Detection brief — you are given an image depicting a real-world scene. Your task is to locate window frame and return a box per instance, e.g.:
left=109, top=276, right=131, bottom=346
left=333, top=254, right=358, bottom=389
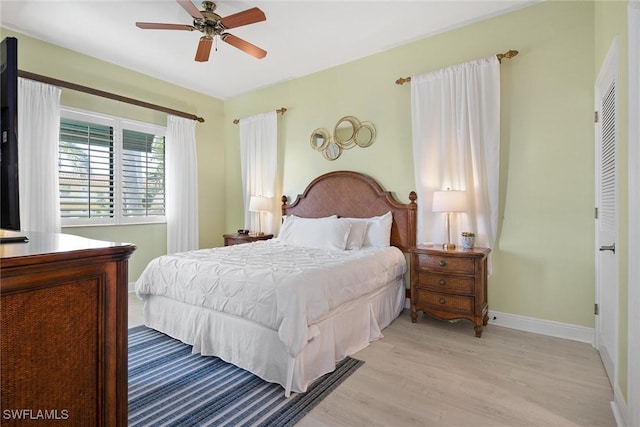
left=59, top=107, right=167, bottom=227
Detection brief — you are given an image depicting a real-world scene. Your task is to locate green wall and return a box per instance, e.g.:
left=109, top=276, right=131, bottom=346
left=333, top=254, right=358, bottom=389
left=0, top=28, right=227, bottom=282
left=225, top=1, right=597, bottom=328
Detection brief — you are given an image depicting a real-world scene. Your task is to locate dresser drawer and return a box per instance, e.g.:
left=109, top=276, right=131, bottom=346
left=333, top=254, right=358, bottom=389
left=416, top=289, right=474, bottom=314
left=415, top=272, right=474, bottom=294
left=415, top=253, right=475, bottom=274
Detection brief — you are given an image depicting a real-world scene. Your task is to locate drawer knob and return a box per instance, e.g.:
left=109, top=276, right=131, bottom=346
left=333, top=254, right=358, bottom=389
left=439, top=297, right=446, bottom=305
left=439, top=260, right=446, bottom=267
left=439, top=279, right=446, bottom=286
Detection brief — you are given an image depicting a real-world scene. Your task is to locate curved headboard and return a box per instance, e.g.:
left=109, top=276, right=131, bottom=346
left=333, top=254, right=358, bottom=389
left=281, top=171, right=417, bottom=252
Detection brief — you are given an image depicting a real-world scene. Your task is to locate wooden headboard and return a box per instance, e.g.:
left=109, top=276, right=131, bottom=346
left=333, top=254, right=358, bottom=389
left=281, top=171, right=417, bottom=252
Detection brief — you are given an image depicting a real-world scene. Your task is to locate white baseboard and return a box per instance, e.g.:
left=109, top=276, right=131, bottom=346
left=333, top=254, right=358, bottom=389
left=488, top=310, right=594, bottom=344
left=612, top=383, right=628, bottom=427
left=405, top=302, right=593, bottom=344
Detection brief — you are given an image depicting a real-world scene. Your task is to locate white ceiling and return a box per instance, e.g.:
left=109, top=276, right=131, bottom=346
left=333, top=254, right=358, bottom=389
left=0, top=0, right=534, bottom=100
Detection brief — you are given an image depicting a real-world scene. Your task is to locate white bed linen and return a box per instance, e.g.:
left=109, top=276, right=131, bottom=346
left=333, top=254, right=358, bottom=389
left=135, top=239, right=407, bottom=358
left=142, top=276, right=405, bottom=395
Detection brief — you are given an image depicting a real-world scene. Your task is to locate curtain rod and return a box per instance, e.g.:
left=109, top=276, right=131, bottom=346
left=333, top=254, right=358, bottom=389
left=18, top=70, right=205, bottom=123
left=394, top=49, right=519, bottom=85
left=233, top=108, right=287, bottom=124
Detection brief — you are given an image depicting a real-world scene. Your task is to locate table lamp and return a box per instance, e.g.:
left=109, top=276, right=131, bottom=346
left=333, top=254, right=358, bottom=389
left=249, top=196, right=271, bottom=236
left=432, top=189, right=467, bottom=250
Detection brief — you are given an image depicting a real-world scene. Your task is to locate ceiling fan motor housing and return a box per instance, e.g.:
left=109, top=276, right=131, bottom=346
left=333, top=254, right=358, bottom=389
left=194, top=2, right=224, bottom=37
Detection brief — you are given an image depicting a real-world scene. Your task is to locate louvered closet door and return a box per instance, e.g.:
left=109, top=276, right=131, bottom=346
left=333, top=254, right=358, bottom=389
left=595, top=39, right=619, bottom=387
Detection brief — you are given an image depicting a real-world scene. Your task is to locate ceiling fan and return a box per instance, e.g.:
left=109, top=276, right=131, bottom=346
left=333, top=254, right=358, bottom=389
left=136, top=0, right=266, bottom=62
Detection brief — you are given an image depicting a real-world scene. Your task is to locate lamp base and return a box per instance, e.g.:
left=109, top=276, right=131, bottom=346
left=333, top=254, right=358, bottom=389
left=443, top=243, right=457, bottom=250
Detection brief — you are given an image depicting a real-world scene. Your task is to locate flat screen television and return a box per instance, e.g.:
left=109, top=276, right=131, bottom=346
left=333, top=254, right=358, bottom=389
left=1, top=36, right=20, bottom=231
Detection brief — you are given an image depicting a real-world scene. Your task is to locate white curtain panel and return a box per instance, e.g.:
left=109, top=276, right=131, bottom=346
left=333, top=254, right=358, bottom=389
left=411, top=56, right=500, bottom=261
left=17, top=78, right=61, bottom=233
left=166, top=115, right=199, bottom=254
left=239, top=111, right=277, bottom=234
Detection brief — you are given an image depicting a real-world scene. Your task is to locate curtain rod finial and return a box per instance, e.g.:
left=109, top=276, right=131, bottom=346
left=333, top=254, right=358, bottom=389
left=497, top=49, right=519, bottom=62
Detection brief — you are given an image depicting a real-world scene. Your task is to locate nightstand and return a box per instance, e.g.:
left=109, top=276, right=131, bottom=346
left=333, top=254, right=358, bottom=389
left=409, top=246, right=491, bottom=337
left=223, top=233, right=273, bottom=246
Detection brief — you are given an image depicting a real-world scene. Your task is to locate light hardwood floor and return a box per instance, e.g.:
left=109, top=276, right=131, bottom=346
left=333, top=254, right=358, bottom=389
left=128, top=294, right=615, bottom=427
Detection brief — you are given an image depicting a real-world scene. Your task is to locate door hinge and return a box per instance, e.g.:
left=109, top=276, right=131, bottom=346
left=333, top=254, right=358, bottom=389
left=595, top=207, right=598, bottom=219
left=595, top=111, right=599, bottom=123
left=594, top=303, right=599, bottom=315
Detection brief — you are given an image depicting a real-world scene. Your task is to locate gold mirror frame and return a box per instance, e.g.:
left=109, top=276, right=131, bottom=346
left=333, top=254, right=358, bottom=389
left=355, top=121, right=376, bottom=148
left=323, top=141, right=342, bottom=161
left=310, top=116, right=375, bottom=161
left=310, top=128, right=330, bottom=151
left=333, top=116, right=360, bottom=150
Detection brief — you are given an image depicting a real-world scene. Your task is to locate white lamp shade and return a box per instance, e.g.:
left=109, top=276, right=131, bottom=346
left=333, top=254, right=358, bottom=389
left=432, top=190, right=467, bottom=212
left=249, top=195, right=271, bottom=212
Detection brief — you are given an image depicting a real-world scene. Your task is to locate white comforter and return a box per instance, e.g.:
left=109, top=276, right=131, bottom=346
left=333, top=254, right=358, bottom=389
left=135, top=239, right=406, bottom=357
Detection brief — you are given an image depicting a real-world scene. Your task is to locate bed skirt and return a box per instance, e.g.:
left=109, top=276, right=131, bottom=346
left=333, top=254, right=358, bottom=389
left=142, top=276, right=405, bottom=396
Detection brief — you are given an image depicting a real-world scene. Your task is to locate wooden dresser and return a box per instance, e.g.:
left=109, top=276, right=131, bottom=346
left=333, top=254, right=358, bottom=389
left=0, top=231, right=135, bottom=426
left=409, top=246, right=490, bottom=337
left=223, top=233, right=273, bottom=246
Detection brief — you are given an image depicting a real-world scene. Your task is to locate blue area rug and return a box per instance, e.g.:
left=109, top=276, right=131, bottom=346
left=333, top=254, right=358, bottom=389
left=128, top=325, right=364, bottom=427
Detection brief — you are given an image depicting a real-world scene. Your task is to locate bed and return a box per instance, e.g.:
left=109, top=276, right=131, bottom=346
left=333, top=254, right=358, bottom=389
left=135, top=170, right=417, bottom=396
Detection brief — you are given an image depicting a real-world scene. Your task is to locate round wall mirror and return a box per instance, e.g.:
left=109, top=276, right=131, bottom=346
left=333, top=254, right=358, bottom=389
left=355, top=122, right=376, bottom=148
left=323, top=141, right=342, bottom=161
left=333, top=116, right=360, bottom=149
left=310, top=128, right=330, bottom=151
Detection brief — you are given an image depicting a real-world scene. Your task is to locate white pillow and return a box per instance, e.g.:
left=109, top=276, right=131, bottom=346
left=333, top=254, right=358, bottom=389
left=279, top=215, right=335, bottom=241
left=339, top=218, right=368, bottom=250
left=342, top=211, right=393, bottom=247
left=278, top=216, right=350, bottom=250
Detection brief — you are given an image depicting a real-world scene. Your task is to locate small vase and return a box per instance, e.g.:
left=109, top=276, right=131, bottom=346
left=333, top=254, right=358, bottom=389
left=462, top=236, right=475, bottom=249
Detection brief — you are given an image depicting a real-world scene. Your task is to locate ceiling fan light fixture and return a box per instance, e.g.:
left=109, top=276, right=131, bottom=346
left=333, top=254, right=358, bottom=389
left=135, top=0, right=267, bottom=63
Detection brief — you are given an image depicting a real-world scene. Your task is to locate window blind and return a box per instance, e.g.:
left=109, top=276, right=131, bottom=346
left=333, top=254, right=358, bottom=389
left=59, top=119, right=114, bottom=219
left=59, top=114, right=166, bottom=223
left=122, top=129, right=165, bottom=217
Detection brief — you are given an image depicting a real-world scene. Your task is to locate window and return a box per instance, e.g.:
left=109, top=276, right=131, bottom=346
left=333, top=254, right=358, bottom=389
left=59, top=108, right=166, bottom=225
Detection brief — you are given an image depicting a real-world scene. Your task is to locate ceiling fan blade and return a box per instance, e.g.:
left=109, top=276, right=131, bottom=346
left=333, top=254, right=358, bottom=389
left=221, top=33, right=267, bottom=59
left=195, top=37, right=213, bottom=62
left=219, top=7, right=266, bottom=29
left=176, top=0, right=204, bottom=19
left=136, top=22, right=195, bottom=31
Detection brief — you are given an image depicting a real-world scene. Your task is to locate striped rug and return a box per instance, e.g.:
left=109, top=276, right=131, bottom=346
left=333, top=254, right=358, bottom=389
left=128, top=325, right=364, bottom=427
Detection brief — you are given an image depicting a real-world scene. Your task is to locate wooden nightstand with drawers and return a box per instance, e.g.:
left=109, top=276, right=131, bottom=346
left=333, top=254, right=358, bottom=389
left=223, top=233, right=273, bottom=246
left=409, top=246, right=491, bottom=337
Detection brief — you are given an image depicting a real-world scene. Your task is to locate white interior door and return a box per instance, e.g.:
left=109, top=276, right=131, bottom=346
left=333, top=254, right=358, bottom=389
left=594, top=38, right=619, bottom=386
left=627, top=2, right=640, bottom=425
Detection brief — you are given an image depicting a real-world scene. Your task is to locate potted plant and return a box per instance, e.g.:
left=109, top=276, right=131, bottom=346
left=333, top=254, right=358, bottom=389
left=461, top=232, right=475, bottom=249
